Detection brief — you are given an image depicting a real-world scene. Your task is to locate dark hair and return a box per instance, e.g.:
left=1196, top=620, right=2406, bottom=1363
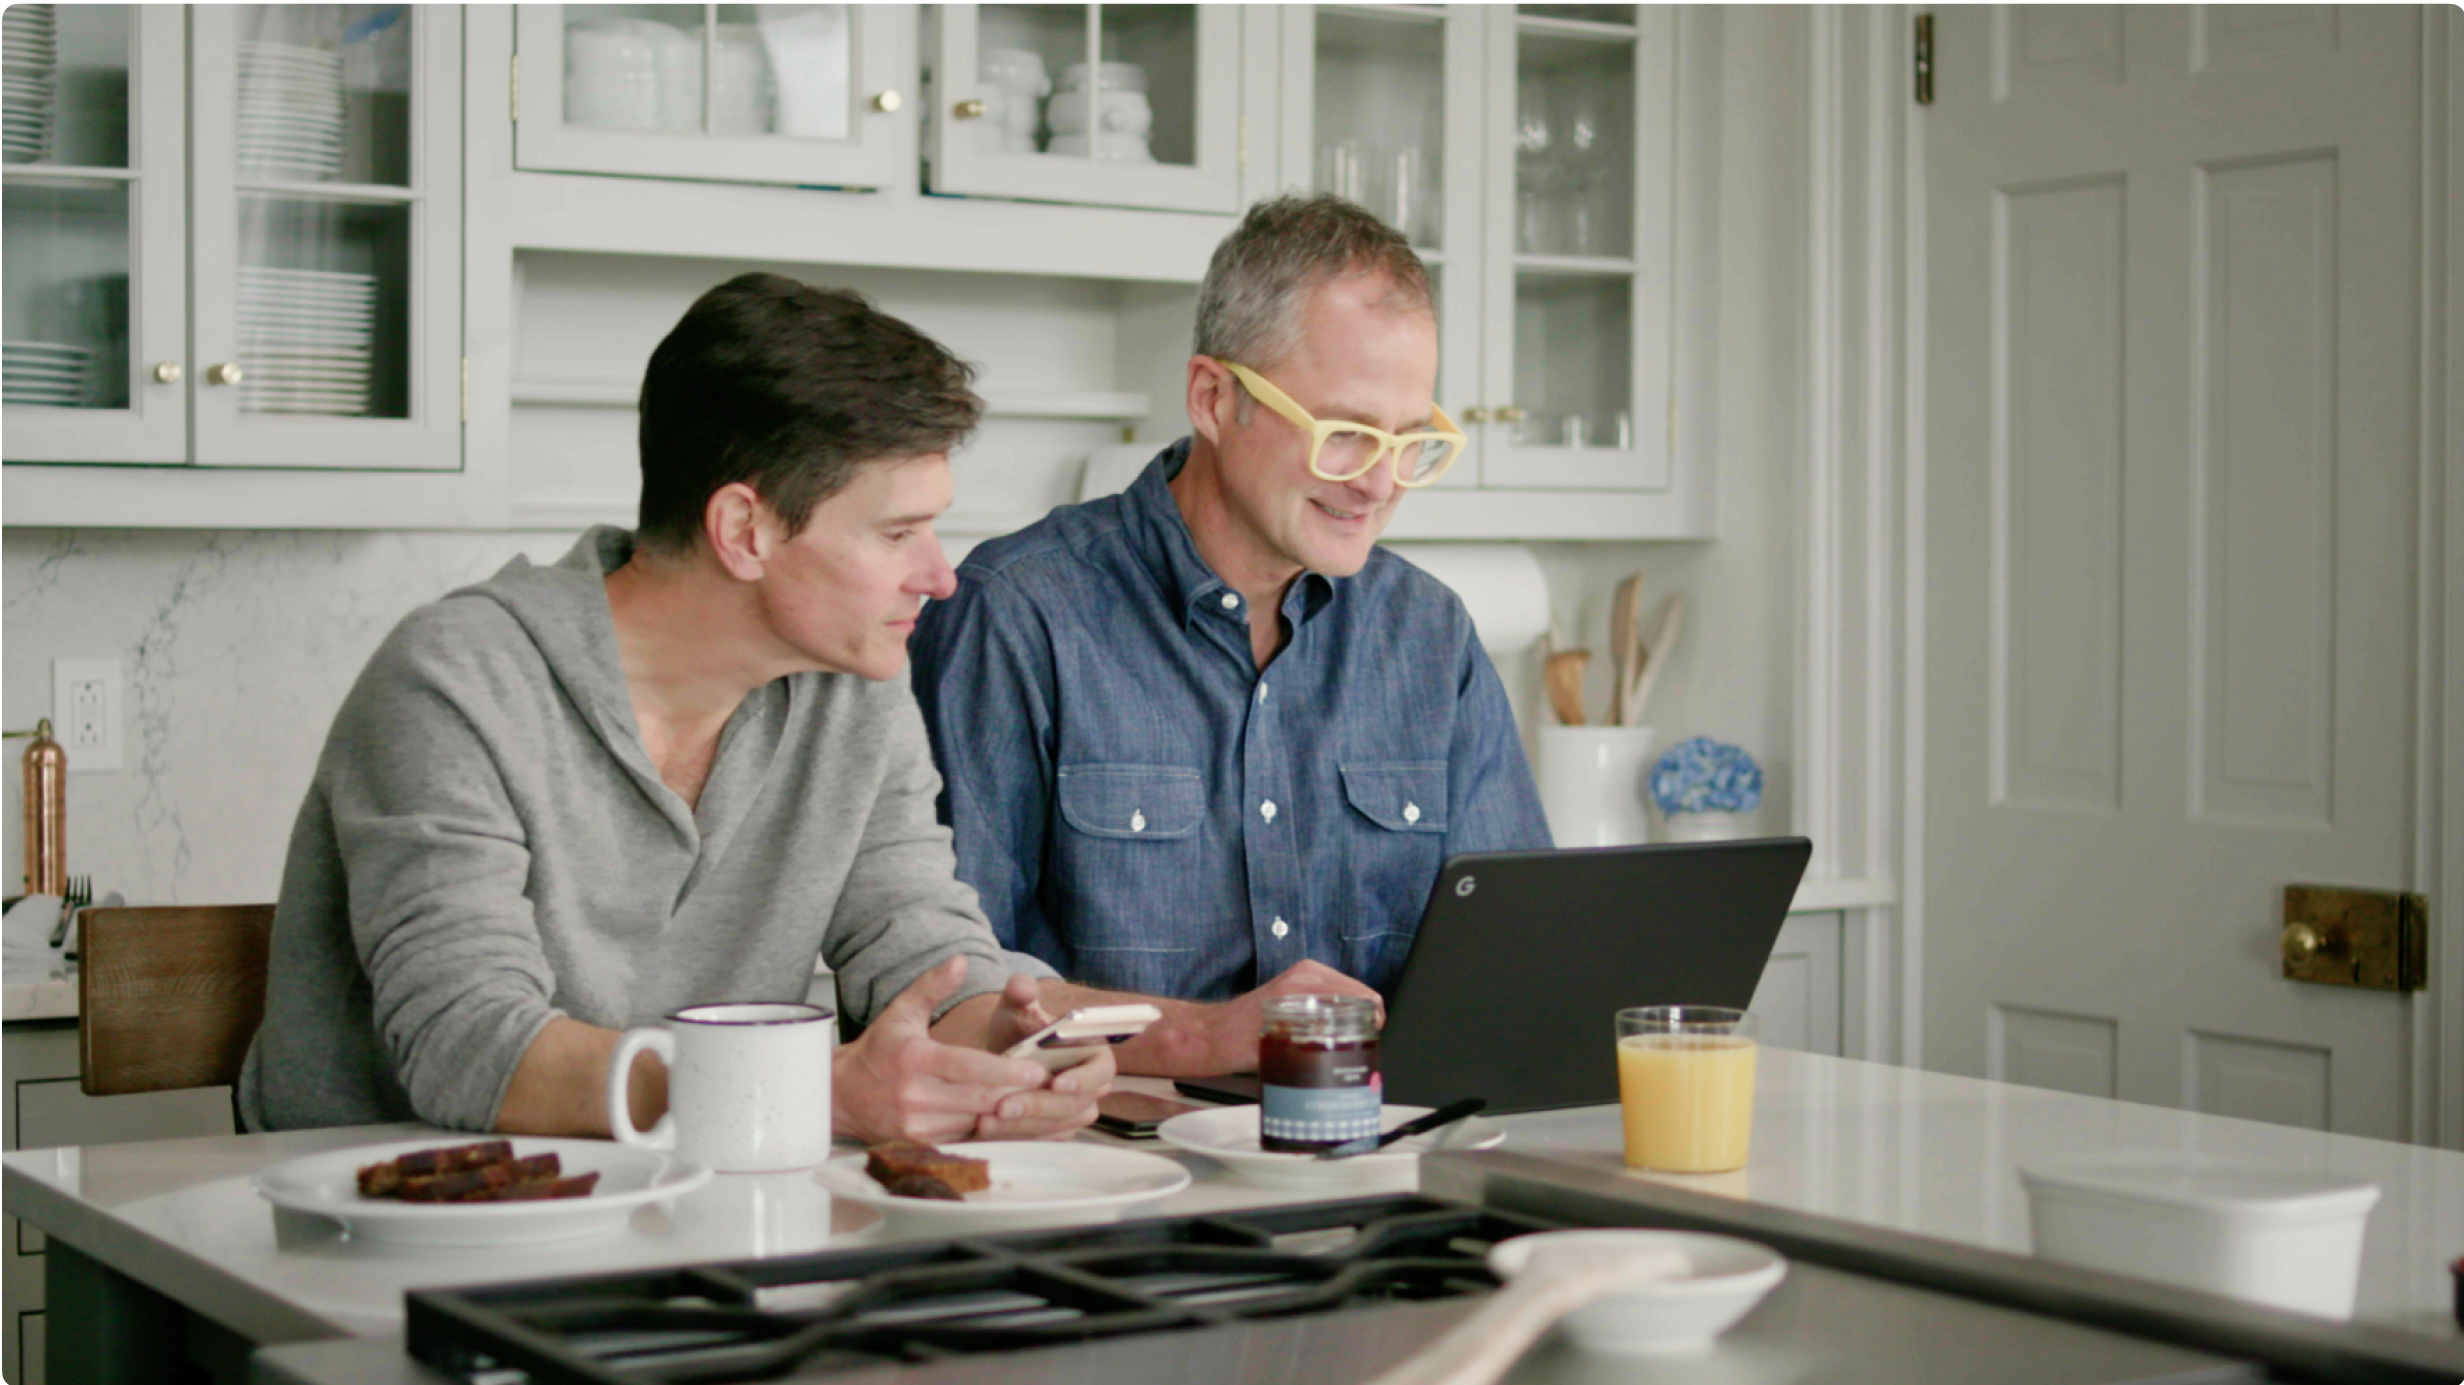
left=1194, top=194, right=1434, bottom=371
left=635, top=273, right=983, bottom=555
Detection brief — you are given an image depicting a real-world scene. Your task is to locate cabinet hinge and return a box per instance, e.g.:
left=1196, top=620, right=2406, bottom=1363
left=460, top=357, right=469, bottom=424
left=510, top=53, right=520, bottom=123
left=1913, top=14, right=1934, bottom=105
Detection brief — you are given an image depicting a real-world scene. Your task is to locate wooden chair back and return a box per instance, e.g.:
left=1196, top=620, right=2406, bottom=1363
left=77, top=904, right=276, bottom=1097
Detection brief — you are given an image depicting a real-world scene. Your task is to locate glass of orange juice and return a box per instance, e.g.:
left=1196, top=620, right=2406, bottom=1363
left=1615, top=1006, right=1758, bottom=1172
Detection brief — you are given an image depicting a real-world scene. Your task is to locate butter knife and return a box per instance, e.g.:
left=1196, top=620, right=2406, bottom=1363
left=1315, top=1098, right=1486, bottom=1160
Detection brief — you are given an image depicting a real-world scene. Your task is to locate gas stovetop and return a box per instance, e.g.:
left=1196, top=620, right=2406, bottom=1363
left=406, top=1195, right=1553, bottom=1385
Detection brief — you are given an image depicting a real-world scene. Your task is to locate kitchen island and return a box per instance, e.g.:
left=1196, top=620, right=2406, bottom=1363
left=6, top=1050, right=2459, bottom=1384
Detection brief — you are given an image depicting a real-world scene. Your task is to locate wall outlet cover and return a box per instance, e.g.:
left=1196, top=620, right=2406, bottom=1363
left=51, top=658, right=122, bottom=773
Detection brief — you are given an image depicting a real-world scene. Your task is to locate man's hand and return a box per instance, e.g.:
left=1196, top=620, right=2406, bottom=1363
left=1075, top=960, right=1383, bottom=1078
left=834, top=959, right=1107, bottom=1145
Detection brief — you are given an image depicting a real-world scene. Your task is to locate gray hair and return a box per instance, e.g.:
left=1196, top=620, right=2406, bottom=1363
left=1193, top=194, right=1435, bottom=372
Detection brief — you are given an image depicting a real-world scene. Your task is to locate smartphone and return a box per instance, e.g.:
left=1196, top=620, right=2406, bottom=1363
left=1172, top=1073, right=1265, bottom=1105
left=1093, top=1090, right=1201, bottom=1139
left=1003, top=1003, right=1162, bottom=1071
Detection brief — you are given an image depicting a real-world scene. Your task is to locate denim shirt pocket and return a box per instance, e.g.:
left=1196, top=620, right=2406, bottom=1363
left=1335, top=762, right=1449, bottom=987
left=1337, top=763, right=1450, bottom=834
left=1057, top=765, right=1203, bottom=840
left=1053, top=765, right=1205, bottom=994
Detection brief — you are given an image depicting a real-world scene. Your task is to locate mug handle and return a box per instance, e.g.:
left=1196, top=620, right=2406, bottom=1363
left=607, top=1026, right=676, bottom=1150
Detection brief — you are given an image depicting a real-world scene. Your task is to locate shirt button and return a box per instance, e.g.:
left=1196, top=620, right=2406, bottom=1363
left=1404, top=802, right=1421, bottom=824
left=1256, top=683, right=1268, bottom=704
left=1260, top=800, right=1278, bottom=823
left=1220, top=592, right=1239, bottom=610
left=1131, top=810, right=1146, bottom=833
left=1271, top=917, right=1289, bottom=940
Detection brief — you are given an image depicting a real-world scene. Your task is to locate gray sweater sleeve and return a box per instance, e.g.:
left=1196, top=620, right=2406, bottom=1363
left=819, top=687, right=1014, bottom=1027
left=323, top=605, right=563, bottom=1130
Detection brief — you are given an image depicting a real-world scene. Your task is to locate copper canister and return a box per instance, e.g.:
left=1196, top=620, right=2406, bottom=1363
left=21, top=717, right=65, bottom=897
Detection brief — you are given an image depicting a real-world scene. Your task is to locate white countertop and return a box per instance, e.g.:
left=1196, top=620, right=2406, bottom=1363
left=8, top=1050, right=2456, bottom=1354
left=1, top=961, right=76, bottom=1021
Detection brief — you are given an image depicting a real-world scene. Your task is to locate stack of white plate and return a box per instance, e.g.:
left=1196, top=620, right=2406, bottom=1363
left=3, top=5, right=58, bottom=165
left=236, top=266, right=374, bottom=416
left=237, top=41, right=343, bottom=182
left=5, top=340, right=96, bottom=408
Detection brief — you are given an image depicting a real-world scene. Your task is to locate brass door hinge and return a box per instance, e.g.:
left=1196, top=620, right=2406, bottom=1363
left=2281, top=885, right=2430, bottom=991
left=1913, top=14, right=1934, bottom=105
left=510, top=53, right=520, bottom=123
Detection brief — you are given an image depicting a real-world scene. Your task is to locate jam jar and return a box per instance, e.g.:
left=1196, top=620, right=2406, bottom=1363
left=1258, top=994, right=1382, bottom=1152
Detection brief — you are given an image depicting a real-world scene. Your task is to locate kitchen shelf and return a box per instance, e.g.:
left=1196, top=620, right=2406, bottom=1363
left=510, top=378, right=1148, bottom=422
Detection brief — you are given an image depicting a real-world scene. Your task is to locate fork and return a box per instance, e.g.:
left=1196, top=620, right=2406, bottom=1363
left=46, top=873, right=89, bottom=949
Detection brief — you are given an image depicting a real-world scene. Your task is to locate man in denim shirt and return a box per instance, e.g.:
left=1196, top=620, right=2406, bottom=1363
left=912, top=196, right=1551, bottom=1077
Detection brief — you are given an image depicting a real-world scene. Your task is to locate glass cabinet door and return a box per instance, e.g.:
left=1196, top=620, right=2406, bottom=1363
left=1476, top=4, right=1674, bottom=491
left=927, top=3, right=1241, bottom=214
left=188, top=5, right=462, bottom=469
left=515, top=4, right=908, bottom=189
left=2, top=5, right=185, bottom=464
left=1282, top=4, right=1482, bottom=491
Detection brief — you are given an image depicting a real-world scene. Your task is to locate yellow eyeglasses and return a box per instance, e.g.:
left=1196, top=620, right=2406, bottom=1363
left=1221, top=361, right=1465, bottom=488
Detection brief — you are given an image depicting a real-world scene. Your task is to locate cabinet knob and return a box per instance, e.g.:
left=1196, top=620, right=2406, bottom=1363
left=1461, top=406, right=1490, bottom=424
left=871, top=90, right=903, bottom=114
left=206, top=362, right=245, bottom=386
left=2282, top=921, right=2327, bottom=966
left=153, top=362, right=183, bottom=385
left=952, top=98, right=987, bottom=119
left=1495, top=405, right=1527, bottom=423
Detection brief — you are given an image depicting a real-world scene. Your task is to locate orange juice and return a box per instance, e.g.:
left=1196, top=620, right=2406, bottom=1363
left=1616, top=1033, right=1758, bottom=1171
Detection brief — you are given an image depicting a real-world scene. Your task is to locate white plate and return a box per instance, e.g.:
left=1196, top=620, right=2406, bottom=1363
left=815, top=1141, right=1190, bottom=1233
left=1155, top=1103, right=1506, bottom=1190
left=252, top=1136, right=710, bottom=1246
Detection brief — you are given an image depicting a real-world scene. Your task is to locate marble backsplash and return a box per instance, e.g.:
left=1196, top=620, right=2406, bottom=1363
left=4, top=528, right=590, bottom=905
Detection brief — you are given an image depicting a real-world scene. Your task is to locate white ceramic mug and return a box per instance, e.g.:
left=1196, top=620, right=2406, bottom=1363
left=608, top=1001, right=834, bottom=1173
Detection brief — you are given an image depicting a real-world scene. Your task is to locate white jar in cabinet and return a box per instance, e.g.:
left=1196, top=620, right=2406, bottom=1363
left=2, top=4, right=465, bottom=475
left=513, top=4, right=911, bottom=189
left=926, top=3, right=1245, bottom=214
left=1279, top=6, right=1686, bottom=517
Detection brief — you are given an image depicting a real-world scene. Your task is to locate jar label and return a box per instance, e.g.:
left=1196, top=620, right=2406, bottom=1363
left=1261, top=1075, right=1382, bottom=1145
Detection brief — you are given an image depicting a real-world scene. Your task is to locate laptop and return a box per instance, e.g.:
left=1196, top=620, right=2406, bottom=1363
left=1179, top=838, right=1813, bottom=1115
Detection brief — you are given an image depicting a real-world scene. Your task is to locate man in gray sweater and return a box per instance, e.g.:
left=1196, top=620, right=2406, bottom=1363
left=239, top=274, right=1104, bottom=1143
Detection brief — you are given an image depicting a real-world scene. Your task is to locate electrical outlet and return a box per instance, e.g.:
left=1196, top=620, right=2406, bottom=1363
left=51, top=658, right=122, bottom=773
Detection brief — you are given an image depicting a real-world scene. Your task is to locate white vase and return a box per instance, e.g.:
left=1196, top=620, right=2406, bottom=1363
left=1661, top=810, right=1751, bottom=843
left=1538, top=726, right=1657, bottom=848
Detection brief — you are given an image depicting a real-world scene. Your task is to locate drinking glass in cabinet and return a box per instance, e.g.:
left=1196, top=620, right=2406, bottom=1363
left=1311, top=7, right=1447, bottom=249
left=234, top=5, right=413, bottom=188
left=234, top=196, right=409, bottom=420
left=1515, top=30, right=1634, bottom=258
left=1514, top=272, right=1633, bottom=451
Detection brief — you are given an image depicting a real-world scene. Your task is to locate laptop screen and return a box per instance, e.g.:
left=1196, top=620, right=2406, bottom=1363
left=1377, top=838, right=1813, bottom=1113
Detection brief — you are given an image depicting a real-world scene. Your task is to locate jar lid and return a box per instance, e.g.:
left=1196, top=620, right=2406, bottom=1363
left=1261, top=993, right=1379, bottom=1035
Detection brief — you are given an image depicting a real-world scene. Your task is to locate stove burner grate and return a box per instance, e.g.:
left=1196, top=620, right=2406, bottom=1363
left=406, top=1195, right=1555, bottom=1385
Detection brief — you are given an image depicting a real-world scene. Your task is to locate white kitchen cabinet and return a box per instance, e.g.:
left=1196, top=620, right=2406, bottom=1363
left=1281, top=5, right=1707, bottom=538
left=2, top=1020, right=236, bottom=1385
left=513, top=4, right=911, bottom=190
left=1752, top=911, right=1844, bottom=1057
left=3, top=5, right=471, bottom=513
left=924, top=4, right=1246, bottom=215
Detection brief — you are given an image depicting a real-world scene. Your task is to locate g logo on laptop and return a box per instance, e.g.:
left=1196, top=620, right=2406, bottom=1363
left=1454, top=875, right=1476, bottom=897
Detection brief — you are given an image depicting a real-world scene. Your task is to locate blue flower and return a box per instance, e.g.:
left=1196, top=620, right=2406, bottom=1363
left=1650, top=737, right=1763, bottom=815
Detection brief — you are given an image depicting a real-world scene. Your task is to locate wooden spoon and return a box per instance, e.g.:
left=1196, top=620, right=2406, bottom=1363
left=1543, top=648, right=1591, bottom=726
left=1625, top=593, right=1685, bottom=728
left=1355, top=1245, right=1692, bottom=1385
left=1607, top=573, right=1642, bottom=726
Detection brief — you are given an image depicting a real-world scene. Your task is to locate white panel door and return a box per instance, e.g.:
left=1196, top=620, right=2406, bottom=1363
left=1925, top=6, right=2422, bottom=1136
